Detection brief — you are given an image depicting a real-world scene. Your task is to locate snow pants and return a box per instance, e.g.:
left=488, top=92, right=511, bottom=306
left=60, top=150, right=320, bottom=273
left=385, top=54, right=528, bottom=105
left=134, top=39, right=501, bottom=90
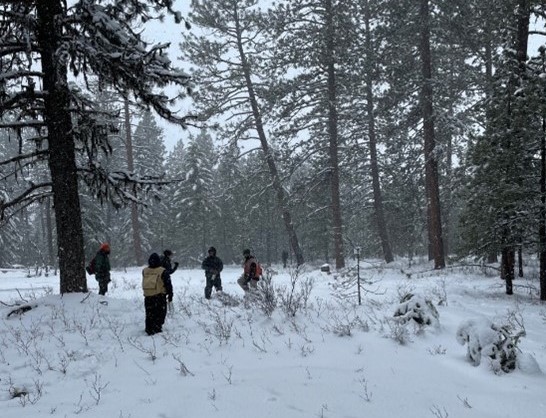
left=204, top=274, right=223, bottom=299
left=237, top=275, right=258, bottom=292
left=96, top=275, right=111, bottom=296
left=144, top=293, right=167, bottom=335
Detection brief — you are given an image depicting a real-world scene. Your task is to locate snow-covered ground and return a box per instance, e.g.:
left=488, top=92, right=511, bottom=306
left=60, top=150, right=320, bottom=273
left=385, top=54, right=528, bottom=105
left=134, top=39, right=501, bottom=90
left=0, top=260, right=544, bottom=418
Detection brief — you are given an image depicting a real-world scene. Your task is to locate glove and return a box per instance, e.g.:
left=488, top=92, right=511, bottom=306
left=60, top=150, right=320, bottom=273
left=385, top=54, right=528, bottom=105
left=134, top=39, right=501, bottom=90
left=167, top=294, right=173, bottom=302
left=174, top=262, right=179, bottom=268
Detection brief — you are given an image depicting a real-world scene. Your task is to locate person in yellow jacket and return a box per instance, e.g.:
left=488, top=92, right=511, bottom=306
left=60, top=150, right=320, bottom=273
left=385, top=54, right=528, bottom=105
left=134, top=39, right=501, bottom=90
left=142, top=253, right=173, bottom=335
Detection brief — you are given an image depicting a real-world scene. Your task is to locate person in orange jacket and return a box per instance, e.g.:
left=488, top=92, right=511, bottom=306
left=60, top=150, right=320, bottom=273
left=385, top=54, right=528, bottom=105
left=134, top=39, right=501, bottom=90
left=237, top=249, right=261, bottom=292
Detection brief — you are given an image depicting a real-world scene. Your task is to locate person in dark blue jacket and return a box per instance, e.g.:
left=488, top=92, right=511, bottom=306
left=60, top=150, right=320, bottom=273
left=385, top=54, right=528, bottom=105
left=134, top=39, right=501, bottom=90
left=201, top=246, right=223, bottom=299
left=160, top=249, right=179, bottom=274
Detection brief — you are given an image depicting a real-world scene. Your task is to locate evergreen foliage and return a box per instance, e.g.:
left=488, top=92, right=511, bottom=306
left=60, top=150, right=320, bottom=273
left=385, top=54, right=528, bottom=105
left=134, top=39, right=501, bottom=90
left=1, top=0, right=546, bottom=301
left=0, top=1, right=191, bottom=290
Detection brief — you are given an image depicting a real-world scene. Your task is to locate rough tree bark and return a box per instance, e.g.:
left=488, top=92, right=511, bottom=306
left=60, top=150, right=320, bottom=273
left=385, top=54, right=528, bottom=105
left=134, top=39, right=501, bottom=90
left=363, top=0, right=393, bottom=264
left=325, top=0, right=345, bottom=269
left=541, top=72, right=546, bottom=300
left=503, top=0, right=530, bottom=295
left=45, top=197, right=54, bottom=267
left=419, top=0, right=445, bottom=269
left=36, top=0, right=87, bottom=293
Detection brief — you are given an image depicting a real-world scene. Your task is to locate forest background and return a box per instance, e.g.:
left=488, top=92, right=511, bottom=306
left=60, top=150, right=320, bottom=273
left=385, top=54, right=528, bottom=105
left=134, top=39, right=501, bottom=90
left=1, top=0, right=546, bottom=298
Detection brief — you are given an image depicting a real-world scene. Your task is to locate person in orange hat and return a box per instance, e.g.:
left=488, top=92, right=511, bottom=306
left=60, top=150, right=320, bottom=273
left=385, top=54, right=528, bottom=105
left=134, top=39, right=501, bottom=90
left=95, top=242, right=111, bottom=295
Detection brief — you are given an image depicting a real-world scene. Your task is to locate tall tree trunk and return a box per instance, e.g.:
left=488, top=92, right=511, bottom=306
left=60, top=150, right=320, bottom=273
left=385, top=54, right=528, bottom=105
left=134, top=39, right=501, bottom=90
left=443, top=133, right=452, bottom=258
left=45, top=196, right=54, bottom=267
left=517, top=246, right=523, bottom=278
left=419, top=0, right=445, bottom=269
left=233, top=6, right=305, bottom=266
left=202, top=217, right=206, bottom=257
left=515, top=0, right=530, bottom=71
left=538, top=111, right=546, bottom=301
left=538, top=51, right=546, bottom=301
left=501, top=246, right=515, bottom=295
left=124, top=99, right=144, bottom=265
left=484, top=17, right=498, bottom=265
left=36, top=0, right=87, bottom=293
left=325, top=0, right=345, bottom=269
left=363, top=0, right=393, bottom=263
left=502, top=0, right=530, bottom=294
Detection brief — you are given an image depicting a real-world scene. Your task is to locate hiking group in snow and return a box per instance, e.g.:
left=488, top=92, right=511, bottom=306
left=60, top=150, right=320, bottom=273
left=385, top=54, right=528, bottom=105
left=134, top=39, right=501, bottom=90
left=86, top=244, right=264, bottom=336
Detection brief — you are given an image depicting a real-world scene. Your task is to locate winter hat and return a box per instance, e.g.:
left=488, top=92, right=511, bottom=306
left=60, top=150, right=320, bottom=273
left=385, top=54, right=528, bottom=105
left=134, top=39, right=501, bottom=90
left=164, top=249, right=173, bottom=257
left=243, top=248, right=251, bottom=256
left=100, top=242, right=110, bottom=253
left=148, top=253, right=161, bottom=268
left=208, top=246, right=216, bottom=254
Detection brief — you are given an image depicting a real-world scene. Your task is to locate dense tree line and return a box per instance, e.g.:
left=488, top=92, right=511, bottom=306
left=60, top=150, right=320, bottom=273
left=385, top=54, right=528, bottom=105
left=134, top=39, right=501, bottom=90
left=1, top=0, right=546, bottom=300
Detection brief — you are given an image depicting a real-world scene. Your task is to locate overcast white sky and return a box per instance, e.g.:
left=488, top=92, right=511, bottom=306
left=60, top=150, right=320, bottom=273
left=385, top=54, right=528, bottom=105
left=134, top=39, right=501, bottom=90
left=142, top=2, right=546, bottom=152
left=140, top=0, right=193, bottom=151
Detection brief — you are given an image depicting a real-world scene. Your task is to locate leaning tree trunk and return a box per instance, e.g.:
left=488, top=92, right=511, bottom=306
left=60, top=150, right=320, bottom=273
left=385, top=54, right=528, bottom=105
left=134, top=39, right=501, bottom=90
left=364, top=0, right=393, bottom=263
left=233, top=6, right=305, bottom=266
left=419, top=0, right=445, bottom=269
left=325, top=0, right=345, bottom=269
left=36, top=0, right=87, bottom=293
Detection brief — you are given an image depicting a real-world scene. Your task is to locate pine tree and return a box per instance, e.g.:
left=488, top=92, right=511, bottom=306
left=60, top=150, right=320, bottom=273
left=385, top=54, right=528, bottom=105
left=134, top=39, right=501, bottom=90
left=78, top=87, right=122, bottom=264
left=213, top=144, right=247, bottom=262
left=181, top=0, right=305, bottom=265
left=132, top=109, right=167, bottom=258
left=163, top=139, right=186, bottom=257
left=269, top=0, right=349, bottom=269
left=0, top=1, right=191, bottom=292
left=172, top=130, right=219, bottom=259
left=461, top=1, right=545, bottom=295
left=340, top=0, right=394, bottom=263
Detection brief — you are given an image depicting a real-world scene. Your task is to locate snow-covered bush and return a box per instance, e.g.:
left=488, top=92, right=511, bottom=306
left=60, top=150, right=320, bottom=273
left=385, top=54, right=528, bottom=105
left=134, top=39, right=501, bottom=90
left=276, top=266, right=313, bottom=317
left=393, top=292, right=440, bottom=329
left=456, top=318, right=526, bottom=373
left=386, top=317, right=412, bottom=345
left=328, top=306, right=370, bottom=337
left=255, top=273, right=277, bottom=317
